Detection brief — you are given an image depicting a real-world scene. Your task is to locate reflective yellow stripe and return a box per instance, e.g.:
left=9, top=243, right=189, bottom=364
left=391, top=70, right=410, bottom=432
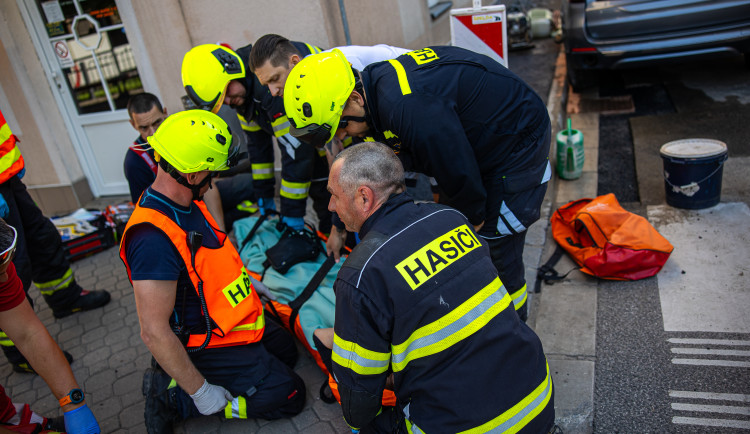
left=333, top=334, right=391, bottom=376
left=342, top=137, right=353, bottom=148
left=252, top=162, right=274, bottom=180
left=388, top=60, right=412, bottom=95
left=0, top=331, right=14, bottom=347
left=391, top=277, right=510, bottom=372
left=305, top=43, right=322, bottom=54
left=35, top=268, right=74, bottom=296
left=0, top=145, right=22, bottom=176
left=0, top=123, right=12, bottom=143
left=271, top=116, right=290, bottom=137
left=280, top=179, right=310, bottom=200
left=459, top=363, right=553, bottom=433
left=236, top=200, right=258, bottom=213
left=224, top=396, right=248, bottom=419
left=230, top=314, right=265, bottom=332
left=168, top=379, right=177, bottom=389
left=238, top=114, right=261, bottom=132
left=510, top=284, right=528, bottom=310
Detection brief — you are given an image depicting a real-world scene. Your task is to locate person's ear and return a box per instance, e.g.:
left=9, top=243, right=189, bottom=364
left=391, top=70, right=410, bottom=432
left=289, top=54, right=301, bottom=68
left=350, top=91, right=365, bottom=107
left=129, top=118, right=136, bottom=129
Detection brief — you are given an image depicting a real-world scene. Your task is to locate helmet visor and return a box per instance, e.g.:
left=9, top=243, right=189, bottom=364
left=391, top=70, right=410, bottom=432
left=289, top=121, right=334, bottom=148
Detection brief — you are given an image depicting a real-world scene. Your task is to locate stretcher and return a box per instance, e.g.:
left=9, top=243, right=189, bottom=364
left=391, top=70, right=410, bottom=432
left=234, top=216, right=397, bottom=406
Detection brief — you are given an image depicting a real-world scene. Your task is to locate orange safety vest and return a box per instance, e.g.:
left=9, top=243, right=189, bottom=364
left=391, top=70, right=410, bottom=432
left=0, top=109, right=25, bottom=184
left=119, top=200, right=265, bottom=349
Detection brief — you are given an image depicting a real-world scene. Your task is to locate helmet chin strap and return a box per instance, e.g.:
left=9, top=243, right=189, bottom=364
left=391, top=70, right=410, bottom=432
left=159, top=158, right=213, bottom=201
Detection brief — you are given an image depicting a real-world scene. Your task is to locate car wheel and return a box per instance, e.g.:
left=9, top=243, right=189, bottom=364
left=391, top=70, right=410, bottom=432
left=567, top=67, right=597, bottom=92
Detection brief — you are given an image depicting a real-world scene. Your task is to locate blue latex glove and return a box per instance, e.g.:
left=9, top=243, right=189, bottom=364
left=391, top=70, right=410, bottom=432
left=282, top=216, right=305, bottom=231
left=0, top=194, right=8, bottom=219
left=17, top=168, right=25, bottom=179
left=64, top=404, right=100, bottom=434
left=258, top=197, right=276, bottom=216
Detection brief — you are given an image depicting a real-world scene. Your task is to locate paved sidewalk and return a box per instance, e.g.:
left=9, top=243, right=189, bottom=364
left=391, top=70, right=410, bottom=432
left=0, top=48, right=593, bottom=434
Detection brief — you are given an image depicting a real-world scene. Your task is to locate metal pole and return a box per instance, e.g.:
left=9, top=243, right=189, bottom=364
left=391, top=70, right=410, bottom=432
left=338, top=0, right=352, bottom=45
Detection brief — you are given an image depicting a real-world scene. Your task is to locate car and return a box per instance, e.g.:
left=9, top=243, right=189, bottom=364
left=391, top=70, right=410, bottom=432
left=562, top=0, right=750, bottom=91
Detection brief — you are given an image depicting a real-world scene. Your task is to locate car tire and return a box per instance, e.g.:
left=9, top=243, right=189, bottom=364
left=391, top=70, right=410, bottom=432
left=567, top=67, right=597, bottom=92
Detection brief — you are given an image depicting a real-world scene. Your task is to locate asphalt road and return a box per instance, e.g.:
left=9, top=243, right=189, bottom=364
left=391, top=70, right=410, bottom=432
left=592, top=57, right=750, bottom=433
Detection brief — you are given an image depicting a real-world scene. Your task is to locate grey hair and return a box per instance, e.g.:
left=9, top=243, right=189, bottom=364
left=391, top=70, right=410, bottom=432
left=334, top=142, right=405, bottom=200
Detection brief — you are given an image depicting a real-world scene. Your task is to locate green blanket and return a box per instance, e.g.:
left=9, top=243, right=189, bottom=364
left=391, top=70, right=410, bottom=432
left=234, top=216, right=340, bottom=350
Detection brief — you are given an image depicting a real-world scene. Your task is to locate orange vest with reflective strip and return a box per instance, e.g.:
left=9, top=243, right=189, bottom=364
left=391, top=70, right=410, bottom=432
left=119, top=199, right=265, bottom=349
left=0, top=109, right=25, bottom=184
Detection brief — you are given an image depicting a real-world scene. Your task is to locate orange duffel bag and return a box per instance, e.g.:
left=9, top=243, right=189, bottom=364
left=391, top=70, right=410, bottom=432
left=549, top=193, right=674, bottom=280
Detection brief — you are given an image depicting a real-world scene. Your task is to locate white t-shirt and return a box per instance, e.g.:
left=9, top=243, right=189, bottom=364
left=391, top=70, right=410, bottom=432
left=326, top=44, right=410, bottom=70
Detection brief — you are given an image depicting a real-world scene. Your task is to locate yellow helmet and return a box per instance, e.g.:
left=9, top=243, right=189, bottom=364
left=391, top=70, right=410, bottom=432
left=283, top=49, right=355, bottom=147
left=147, top=110, right=240, bottom=173
left=182, top=44, right=245, bottom=113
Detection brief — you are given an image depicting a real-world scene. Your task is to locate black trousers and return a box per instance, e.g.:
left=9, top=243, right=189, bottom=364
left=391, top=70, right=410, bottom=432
left=172, top=317, right=306, bottom=420
left=486, top=232, right=529, bottom=322
left=0, top=175, right=81, bottom=305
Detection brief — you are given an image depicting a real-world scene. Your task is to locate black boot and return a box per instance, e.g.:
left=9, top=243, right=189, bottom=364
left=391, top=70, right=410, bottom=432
left=52, top=289, right=111, bottom=319
left=142, top=367, right=181, bottom=434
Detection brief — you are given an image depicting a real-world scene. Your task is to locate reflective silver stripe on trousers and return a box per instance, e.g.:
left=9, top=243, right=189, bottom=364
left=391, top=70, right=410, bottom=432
left=501, top=201, right=527, bottom=233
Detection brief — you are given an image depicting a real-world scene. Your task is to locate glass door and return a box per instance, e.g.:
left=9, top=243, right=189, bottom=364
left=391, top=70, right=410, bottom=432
left=21, top=0, right=146, bottom=196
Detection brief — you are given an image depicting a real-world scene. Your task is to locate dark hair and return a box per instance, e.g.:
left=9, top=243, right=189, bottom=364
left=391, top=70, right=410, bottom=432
left=127, top=93, right=163, bottom=119
left=249, top=34, right=300, bottom=72
left=0, top=219, right=15, bottom=253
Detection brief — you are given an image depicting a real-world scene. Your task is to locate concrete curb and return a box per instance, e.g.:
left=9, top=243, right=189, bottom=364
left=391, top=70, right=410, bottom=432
left=528, top=46, right=597, bottom=434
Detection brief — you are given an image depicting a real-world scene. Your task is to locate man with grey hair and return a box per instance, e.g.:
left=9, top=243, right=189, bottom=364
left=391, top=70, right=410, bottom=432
left=324, top=142, right=554, bottom=433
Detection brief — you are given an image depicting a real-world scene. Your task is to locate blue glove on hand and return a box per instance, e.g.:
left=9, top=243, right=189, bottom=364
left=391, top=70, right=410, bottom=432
left=282, top=216, right=305, bottom=231
left=0, top=194, right=8, bottom=219
left=17, top=168, right=25, bottom=179
left=64, top=404, right=100, bottom=434
left=258, top=197, right=276, bottom=216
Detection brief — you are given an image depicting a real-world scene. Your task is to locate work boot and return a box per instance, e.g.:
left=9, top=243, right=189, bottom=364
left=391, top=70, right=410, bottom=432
left=142, top=367, right=180, bottom=434
left=52, top=289, right=111, bottom=319
left=12, top=350, right=73, bottom=374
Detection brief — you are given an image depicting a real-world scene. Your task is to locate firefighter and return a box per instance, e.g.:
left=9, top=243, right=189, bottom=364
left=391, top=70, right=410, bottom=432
left=0, top=108, right=110, bottom=373
left=325, top=142, right=554, bottom=432
left=181, top=43, right=330, bottom=233
left=125, top=92, right=256, bottom=230
left=248, top=34, right=409, bottom=249
left=284, top=47, right=552, bottom=322
left=119, top=110, right=305, bottom=432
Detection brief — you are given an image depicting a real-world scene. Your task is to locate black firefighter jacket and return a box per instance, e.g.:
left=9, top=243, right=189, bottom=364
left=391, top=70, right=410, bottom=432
left=360, top=46, right=552, bottom=237
left=332, top=193, right=554, bottom=432
left=235, top=42, right=325, bottom=218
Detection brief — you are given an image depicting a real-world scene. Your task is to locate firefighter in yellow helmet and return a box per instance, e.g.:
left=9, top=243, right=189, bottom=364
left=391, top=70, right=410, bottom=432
left=181, top=43, right=333, bottom=234
left=285, top=47, right=554, bottom=324
left=119, top=110, right=305, bottom=433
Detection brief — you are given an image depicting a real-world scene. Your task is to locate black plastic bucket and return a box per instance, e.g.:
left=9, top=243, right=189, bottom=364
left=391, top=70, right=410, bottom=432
left=660, top=139, right=728, bottom=209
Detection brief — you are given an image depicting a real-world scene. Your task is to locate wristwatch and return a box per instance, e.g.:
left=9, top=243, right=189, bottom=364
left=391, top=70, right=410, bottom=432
left=58, top=388, right=84, bottom=407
